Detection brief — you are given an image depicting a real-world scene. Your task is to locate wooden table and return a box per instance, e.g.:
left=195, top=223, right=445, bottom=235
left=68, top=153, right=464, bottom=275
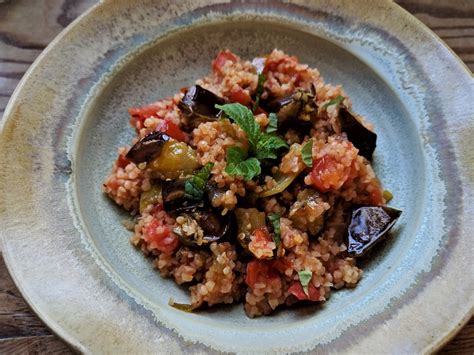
left=0, top=0, right=472, bottom=353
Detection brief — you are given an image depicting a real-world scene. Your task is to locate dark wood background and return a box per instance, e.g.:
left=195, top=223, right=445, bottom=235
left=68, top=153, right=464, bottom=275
left=0, top=0, right=472, bottom=353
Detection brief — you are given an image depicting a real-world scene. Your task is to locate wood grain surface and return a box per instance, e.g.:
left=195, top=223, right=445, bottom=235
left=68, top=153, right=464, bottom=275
left=0, top=0, right=472, bottom=353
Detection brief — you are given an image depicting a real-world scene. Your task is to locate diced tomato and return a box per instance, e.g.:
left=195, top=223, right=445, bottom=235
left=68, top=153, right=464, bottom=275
left=254, top=106, right=267, bottom=115
left=155, top=119, right=187, bottom=142
left=144, top=218, right=180, bottom=254
left=212, top=50, right=238, bottom=74
left=368, top=187, right=384, bottom=206
left=129, top=103, right=163, bottom=128
left=116, top=154, right=130, bottom=169
left=272, top=257, right=293, bottom=274
left=288, top=280, right=320, bottom=301
left=310, top=155, right=351, bottom=192
left=245, top=259, right=280, bottom=289
left=253, top=227, right=272, bottom=243
left=229, top=89, right=252, bottom=106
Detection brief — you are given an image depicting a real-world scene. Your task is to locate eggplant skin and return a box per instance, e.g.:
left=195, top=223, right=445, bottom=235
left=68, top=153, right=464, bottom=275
left=126, top=131, right=171, bottom=164
left=339, top=108, right=377, bottom=160
left=346, top=206, right=401, bottom=257
left=178, top=85, right=226, bottom=130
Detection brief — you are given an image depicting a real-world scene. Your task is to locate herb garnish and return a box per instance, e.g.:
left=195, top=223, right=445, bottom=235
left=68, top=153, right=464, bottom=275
left=298, top=270, right=313, bottom=296
left=225, top=146, right=261, bottom=181
left=216, top=103, right=288, bottom=181
left=252, top=73, right=266, bottom=113
left=322, top=95, right=345, bottom=109
left=301, top=139, right=313, bottom=167
left=266, top=112, right=278, bottom=133
left=267, top=213, right=281, bottom=248
left=184, top=163, right=214, bottom=201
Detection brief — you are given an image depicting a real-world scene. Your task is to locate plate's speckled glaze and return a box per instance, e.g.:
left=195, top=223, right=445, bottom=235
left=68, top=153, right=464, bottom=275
left=0, top=1, right=472, bottom=353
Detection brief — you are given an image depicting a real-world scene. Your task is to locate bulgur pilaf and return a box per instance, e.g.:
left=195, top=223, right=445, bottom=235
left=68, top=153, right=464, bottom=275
left=103, top=49, right=401, bottom=317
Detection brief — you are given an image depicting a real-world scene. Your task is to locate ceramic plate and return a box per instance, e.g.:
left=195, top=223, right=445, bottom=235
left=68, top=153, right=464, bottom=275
left=0, top=0, right=472, bottom=353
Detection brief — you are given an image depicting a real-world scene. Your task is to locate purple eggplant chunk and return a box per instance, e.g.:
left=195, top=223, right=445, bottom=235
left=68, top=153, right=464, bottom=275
left=178, top=85, right=226, bottom=130
left=346, top=206, right=402, bottom=257
left=126, top=131, right=170, bottom=164
left=339, top=108, right=377, bottom=160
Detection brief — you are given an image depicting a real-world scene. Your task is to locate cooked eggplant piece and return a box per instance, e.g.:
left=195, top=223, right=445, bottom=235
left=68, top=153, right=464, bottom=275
left=126, top=131, right=170, bottom=164
left=288, top=189, right=326, bottom=235
left=234, top=208, right=266, bottom=250
left=139, top=184, right=163, bottom=213
left=162, top=180, right=203, bottom=212
left=148, top=140, right=199, bottom=180
left=339, top=108, right=377, bottom=160
left=262, top=87, right=316, bottom=127
left=346, top=206, right=402, bottom=257
left=173, top=209, right=236, bottom=247
left=178, top=85, right=226, bottom=130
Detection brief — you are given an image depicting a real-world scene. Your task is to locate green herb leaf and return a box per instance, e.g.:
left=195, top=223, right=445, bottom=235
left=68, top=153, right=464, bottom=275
left=266, top=112, right=278, bottom=133
left=252, top=73, right=266, bottom=113
left=301, top=139, right=313, bottom=167
left=184, top=163, right=214, bottom=201
left=226, top=146, right=247, bottom=164
left=298, top=270, right=313, bottom=297
left=322, top=95, right=345, bottom=109
left=267, top=213, right=281, bottom=248
left=216, top=103, right=261, bottom=150
left=255, top=134, right=288, bottom=160
left=225, top=156, right=261, bottom=181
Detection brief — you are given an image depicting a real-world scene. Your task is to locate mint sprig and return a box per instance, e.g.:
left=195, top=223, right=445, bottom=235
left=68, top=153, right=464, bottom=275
left=267, top=213, right=281, bottom=248
left=301, top=139, right=313, bottom=167
left=252, top=73, right=266, bottom=113
left=216, top=103, right=288, bottom=181
left=298, top=270, right=312, bottom=297
left=184, top=163, right=214, bottom=201
left=225, top=146, right=261, bottom=181
left=266, top=112, right=278, bottom=133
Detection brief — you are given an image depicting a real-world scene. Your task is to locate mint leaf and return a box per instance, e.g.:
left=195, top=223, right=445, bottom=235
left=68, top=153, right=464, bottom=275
left=267, top=213, right=281, bottom=248
left=184, top=163, right=214, bottom=201
left=252, top=73, right=266, bottom=113
left=216, top=103, right=261, bottom=150
left=266, top=113, right=278, bottom=133
left=298, top=270, right=312, bottom=297
left=255, top=134, right=288, bottom=160
left=301, top=139, right=313, bottom=167
left=322, top=95, right=344, bottom=109
left=226, top=146, right=247, bottom=164
left=225, top=156, right=261, bottom=181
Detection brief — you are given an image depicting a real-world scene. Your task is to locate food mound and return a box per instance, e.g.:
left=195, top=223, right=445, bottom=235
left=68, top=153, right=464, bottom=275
left=103, top=49, right=401, bottom=317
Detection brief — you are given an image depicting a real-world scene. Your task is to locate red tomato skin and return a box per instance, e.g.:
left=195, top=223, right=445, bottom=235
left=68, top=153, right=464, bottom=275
left=245, top=260, right=280, bottom=289
left=212, top=50, right=238, bottom=74
left=229, top=89, right=252, bottom=106
left=155, top=119, right=187, bottom=142
left=116, top=154, right=130, bottom=169
left=288, top=281, right=320, bottom=301
left=144, top=218, right=180, bottom=254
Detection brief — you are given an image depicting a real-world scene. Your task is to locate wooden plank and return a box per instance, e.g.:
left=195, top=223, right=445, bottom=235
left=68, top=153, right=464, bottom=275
left=0, top=335, right=72, bottom=354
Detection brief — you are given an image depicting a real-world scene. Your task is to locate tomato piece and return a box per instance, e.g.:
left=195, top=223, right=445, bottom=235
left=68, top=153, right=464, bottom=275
left=272, top=257, right=292, bottom=274
left=245, top=260, right=280, bottom=289
left=116, top=154, right=130, bottom=169
left=310, top=155, right=351, bottom=192
left=229, top=89, right=252, bottom=106
left=253, top=227, right=273, bottom=243
left=144, top=218, right=180, bottom=254
left=212, top=50, right=238, bottom=74
left=155, top=119, right=187, bottom=142
left=288, top=280, right=320, bottom=301
left=368, top=187, right=384, bottom=206
left=129, top=103, right=162, bottom=126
